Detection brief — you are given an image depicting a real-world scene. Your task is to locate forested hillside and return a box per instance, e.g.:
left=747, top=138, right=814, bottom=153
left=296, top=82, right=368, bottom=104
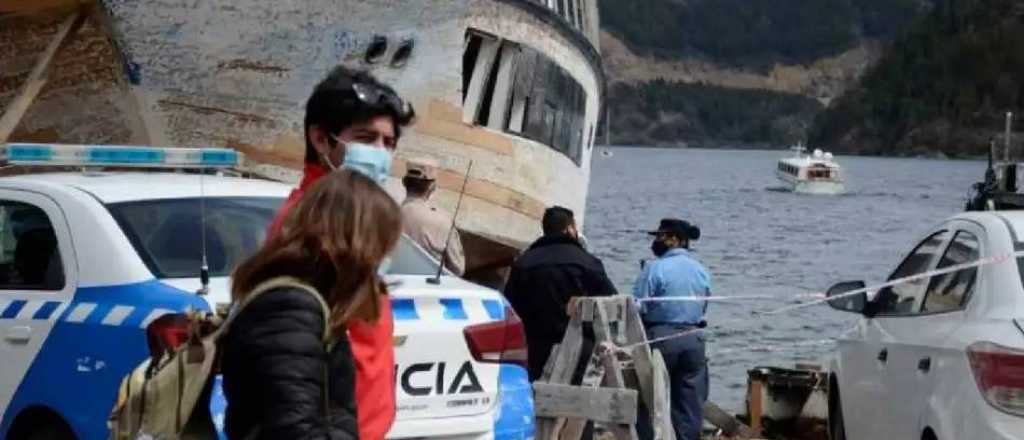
left=810, top=0, right=1024, bottom=156
left=600, top=0, right=922, bottom=69
left=599, top=0, right=930, bottom=147
left=608, top=81, right=822, bottom=147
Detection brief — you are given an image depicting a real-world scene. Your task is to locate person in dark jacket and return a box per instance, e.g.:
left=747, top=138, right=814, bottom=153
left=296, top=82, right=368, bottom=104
left=503, top=206, right=618, bottom=381
left=223, top=170, right=403, bottom=439
left=266, top=66, right=414, bottom=440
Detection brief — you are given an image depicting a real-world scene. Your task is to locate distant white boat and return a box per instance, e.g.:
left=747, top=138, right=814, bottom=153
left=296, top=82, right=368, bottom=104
left=601, top=149, right=614, bottom=158
left=776, top=143, right=846, bottom=195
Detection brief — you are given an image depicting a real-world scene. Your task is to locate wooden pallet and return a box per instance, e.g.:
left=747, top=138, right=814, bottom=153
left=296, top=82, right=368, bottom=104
left=532, top=295, right=759, bottom=440
left=532, top=296, right=674, bottom=440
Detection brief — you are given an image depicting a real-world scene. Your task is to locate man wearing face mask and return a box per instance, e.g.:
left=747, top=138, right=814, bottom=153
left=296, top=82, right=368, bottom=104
left=267, top=65, right=415, bottom=440
left=503, top=206, right=618, bottom=382
left=632, top=218, right=710, bottom=440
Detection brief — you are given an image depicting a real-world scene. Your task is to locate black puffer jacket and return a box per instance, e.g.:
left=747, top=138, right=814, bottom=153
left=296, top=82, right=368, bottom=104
left=504, top=235, right=618, bottom=337
left=221, top=287, right=358, bottom=440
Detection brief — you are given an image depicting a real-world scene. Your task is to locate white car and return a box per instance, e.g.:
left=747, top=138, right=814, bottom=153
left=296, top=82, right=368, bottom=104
left=825, top=211, right=1024, bottom=440
left=0, top=143, right=534, bottom=440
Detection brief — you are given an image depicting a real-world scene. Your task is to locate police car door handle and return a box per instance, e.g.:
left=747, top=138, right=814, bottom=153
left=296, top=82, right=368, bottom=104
left=877, top=348, right=888, bottom=363
left=4, top=326, right=31, bottom=343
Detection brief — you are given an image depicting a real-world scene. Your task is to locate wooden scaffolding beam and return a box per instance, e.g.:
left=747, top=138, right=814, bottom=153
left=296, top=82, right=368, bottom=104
left=0, top=5, right=90, bottom=142
left=533, top=296, right=668, bottom=440
left=533, top=296, right=759, bottom=440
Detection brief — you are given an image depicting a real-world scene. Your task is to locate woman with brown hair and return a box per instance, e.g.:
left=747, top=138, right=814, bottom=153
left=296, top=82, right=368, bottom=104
left=221, top=169, right=402, bottom=439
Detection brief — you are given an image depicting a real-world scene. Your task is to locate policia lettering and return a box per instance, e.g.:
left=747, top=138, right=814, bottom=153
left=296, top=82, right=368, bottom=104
left=397, top=361, right=484, bottom=396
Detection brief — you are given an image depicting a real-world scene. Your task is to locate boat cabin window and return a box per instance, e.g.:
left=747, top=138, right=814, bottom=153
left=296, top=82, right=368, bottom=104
left=463, top=30, right=589, bottom=166
left=778, top=163, right=800, bottom=176
left=807, top=168, right=833, bottom=179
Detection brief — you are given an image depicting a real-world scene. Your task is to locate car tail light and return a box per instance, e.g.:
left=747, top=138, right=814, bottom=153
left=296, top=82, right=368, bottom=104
left=463, top=306, right=528, bottom=368
left=967, top=341, right=1024, bottom=417
left=146, top=313, right=191, bottom=359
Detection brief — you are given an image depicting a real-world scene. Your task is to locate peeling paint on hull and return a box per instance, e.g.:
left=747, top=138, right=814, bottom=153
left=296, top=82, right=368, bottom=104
left=0, top=1, right=605, bottom=273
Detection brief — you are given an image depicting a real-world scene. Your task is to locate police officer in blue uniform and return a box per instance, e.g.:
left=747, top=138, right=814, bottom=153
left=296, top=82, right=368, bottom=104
left=632, top=218, right=710, bottom=440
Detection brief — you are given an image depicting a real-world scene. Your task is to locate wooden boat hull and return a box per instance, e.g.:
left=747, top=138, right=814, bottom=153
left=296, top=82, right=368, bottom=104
left=1, top=1, right=606, bottom=284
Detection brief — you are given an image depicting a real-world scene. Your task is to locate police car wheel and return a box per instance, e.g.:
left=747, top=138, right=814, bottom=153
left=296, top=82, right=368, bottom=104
left=16, top=423, right=75, bottom=440
left=26, top=427, right=74, bottom=440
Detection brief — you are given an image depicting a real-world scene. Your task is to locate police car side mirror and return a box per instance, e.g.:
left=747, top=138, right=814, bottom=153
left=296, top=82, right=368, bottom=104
left=826, top=281, right=867, bottom=314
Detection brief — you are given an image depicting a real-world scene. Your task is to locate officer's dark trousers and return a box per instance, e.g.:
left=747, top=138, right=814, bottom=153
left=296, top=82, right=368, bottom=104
left=642, top=324, right=708, bottom=440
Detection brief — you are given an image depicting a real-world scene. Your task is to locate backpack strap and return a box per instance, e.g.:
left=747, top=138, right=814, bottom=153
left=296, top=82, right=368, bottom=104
left=220, top=276, right=333, bottom=344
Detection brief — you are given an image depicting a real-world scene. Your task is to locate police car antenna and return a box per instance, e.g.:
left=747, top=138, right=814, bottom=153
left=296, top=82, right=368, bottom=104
left=197, top=168, right=210, bottom=296
left=428, top=160, right=473, bottom=285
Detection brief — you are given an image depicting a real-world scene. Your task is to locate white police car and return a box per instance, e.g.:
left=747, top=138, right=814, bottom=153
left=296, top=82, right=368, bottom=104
left=0, top=143, right=533, bottom=440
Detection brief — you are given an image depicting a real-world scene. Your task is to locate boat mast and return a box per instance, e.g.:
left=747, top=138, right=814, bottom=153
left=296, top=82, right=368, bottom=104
left=1006, top=111, right=1013, bottom=162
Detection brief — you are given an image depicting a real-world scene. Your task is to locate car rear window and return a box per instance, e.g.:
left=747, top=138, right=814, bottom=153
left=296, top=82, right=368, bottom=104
left=388, top=237, right=445, bottom=276
left=108, top=197, right=283, bottom=278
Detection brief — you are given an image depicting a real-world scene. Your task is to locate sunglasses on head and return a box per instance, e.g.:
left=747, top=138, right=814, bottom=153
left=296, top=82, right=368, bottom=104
left=352, top=82, right=414, bottom=120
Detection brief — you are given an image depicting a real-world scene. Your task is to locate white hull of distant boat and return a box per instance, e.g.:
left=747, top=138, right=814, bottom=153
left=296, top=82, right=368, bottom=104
left=777, top=172, right=846, bottom=195
left=776, top=146, right=846, bottom=195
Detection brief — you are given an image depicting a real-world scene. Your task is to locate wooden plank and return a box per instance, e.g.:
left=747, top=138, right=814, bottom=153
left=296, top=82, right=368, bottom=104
left=534, top=384, right=638, bottom=424
left=597, top=296, right=627, bottom=323
left=462, top=35, right=501, bottom=123
left=536, top=343, right=562, bottom=440
left=704, top=401, right=758, bottom=439
left=0, top=7, right=88, bottom=142
left=0, top=0, right=80, bottom=15
left=485, top=44, right=519, bottom=130
left=549, top=318, right=585, bottom=383
left=558, top=350, right=606, bottom=440
left=537, top=314, right=585, bottom=440
left=624, top=298, right=656, bottom=414
left=749, top=379, right=764, bottom=436
left=540, top=344, right=561, bottom=382
left=580, top=297, right=596, bottom=322
left=651, top=350, right=675, bottom=440
left=592, top=302, right=639, bottom=440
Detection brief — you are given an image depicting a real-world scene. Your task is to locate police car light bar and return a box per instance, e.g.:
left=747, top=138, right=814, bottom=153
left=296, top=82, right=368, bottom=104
left=0, top=143, right=243, bottom=169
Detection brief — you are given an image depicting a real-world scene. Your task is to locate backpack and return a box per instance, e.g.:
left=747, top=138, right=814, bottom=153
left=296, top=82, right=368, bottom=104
left=108, top=277, right=332, bottom=440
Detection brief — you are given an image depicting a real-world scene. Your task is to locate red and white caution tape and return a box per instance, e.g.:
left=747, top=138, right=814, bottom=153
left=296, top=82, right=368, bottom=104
left=616, top=251, right=1023, bottom=351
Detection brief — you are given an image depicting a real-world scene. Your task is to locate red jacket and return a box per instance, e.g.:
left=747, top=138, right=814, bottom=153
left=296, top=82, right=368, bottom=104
left=268, top=163, right=396, bottom=439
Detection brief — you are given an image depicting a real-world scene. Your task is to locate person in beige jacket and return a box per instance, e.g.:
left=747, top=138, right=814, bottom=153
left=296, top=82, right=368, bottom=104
left=401, top=160, right=466, bottom=276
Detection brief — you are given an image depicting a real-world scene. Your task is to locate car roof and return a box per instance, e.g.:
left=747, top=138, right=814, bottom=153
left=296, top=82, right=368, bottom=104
left=0, top=171, right=293, bottom=203
left=987, top=211, right=1024, bottom=243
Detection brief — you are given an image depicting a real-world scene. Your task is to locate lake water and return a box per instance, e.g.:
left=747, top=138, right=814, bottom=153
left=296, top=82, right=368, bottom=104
left=584, top=147, right=984, bottom=412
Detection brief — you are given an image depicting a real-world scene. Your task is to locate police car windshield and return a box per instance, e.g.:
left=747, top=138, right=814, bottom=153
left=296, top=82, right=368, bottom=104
left=108, top=197, right=443, bottom=279
left=108, top=197, right=283, bottom=278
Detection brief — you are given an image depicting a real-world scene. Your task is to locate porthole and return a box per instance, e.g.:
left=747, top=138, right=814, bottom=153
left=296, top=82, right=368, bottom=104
left=390, top=39, right=414, bottom=68
left=365, top=35, right=388, bottom=64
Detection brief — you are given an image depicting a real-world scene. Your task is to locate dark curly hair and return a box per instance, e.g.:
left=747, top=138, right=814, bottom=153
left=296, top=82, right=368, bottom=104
left=303, top=66, right=415, bottom=163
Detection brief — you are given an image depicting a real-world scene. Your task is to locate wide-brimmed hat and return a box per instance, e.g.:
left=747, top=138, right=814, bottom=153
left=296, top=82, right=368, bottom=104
left=647, top=218, right=701, bottom=240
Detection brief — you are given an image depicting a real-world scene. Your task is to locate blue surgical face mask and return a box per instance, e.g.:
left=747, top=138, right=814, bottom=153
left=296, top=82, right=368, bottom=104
left=324, top=138, right=393, bottom=185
